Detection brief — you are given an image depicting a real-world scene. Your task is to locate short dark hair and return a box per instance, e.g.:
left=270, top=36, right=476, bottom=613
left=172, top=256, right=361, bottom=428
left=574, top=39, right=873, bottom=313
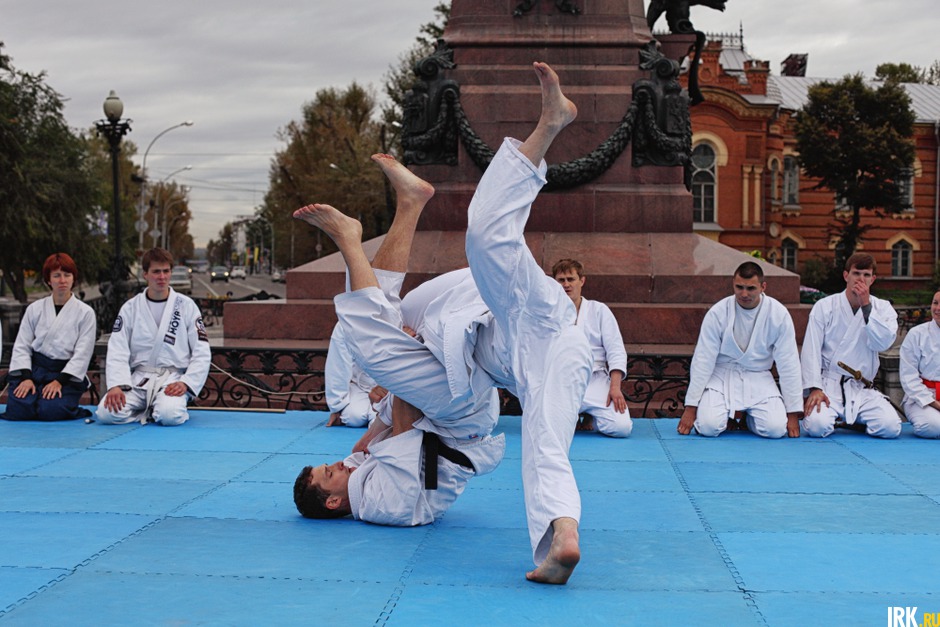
left=293, top=466, right=347, bottom=519
left=552, top=258, right=584, bottom=278
left=142, top=248, right=174, bottom=271
left=734, top=261, right=764, bottom=282
left=844, top=252, right=875, bottom=273
left=42, top=252, right=79, bottom=285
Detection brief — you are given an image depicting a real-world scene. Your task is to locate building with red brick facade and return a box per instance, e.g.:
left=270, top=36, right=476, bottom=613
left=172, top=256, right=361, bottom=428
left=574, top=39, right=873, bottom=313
left=685, top=35, right=940, bottom=292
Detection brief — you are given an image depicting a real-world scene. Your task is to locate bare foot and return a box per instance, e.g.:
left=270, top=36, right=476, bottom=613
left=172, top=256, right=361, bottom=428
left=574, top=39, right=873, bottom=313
left=533, top=62, right=577, bottom=133
left=326, top=412, right=343, bottom=427
left=370, top=154, right=435, bottom=213
left=526, top=517, right=580, bottom=584
left=292, top=204, right=362, bottom=247
left=575, top=415, right=595, bottom=432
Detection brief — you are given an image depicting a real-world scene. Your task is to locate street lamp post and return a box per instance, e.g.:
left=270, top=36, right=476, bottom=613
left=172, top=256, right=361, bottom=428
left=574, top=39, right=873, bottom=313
left=256, top=217, right=275, bottom=274
left=160, top=191, right=189, bottom=251
left=95, top=90, right=132, bottom=326
left=137, top=121, right=194, bottom=261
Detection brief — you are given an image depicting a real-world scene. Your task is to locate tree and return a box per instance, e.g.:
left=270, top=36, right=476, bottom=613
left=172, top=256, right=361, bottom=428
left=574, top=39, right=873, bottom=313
left=795, top=74, right=916, bottom=264
left=259, top=83, right=387, bottom=265
left=0, top=43, right=108, bottom=301
left=875, top=60, right=940, bottom=86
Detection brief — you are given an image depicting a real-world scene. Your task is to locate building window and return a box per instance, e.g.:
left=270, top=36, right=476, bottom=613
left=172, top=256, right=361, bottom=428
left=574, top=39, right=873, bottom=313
left=692, top=143, right=716, bottom=223
left=783, top=156, right=799, bottom=206
left=781, top=238, right=798, bottom=272
left=891, top=240, right=913, bottom=277
left=897, top=168, right=914, bottom=210
left=769, top=159, right=780, bottom=205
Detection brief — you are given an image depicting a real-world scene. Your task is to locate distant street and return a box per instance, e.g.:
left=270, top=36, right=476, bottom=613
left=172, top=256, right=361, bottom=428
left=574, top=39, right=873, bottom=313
left=189, top=271, right=284, bottom=299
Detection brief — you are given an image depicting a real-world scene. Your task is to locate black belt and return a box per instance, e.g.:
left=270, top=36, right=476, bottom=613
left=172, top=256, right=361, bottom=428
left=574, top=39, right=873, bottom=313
left=422, top=431, right=474, bottom=490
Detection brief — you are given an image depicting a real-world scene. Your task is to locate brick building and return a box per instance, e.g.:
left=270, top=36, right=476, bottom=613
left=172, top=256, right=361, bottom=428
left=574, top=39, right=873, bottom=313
left=685, top=34, right=940, bottom=291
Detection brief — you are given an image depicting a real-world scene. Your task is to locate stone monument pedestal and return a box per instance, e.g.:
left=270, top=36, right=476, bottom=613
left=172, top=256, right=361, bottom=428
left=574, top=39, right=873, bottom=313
left=225, top=0, right=805, bottom=349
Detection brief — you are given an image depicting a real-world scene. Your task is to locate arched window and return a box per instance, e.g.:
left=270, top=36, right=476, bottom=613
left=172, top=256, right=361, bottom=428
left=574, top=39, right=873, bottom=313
left=891, top=240, right=913, bottom=277
left=781, top=238, right=798, bottom=272
left=692, top=143, right=716, bottom=223
left=783, top=156, right=799, bottom=206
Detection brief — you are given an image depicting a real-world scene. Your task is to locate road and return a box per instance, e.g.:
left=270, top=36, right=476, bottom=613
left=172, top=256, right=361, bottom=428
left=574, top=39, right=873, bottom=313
left=189, top=271, right=284, bottom=299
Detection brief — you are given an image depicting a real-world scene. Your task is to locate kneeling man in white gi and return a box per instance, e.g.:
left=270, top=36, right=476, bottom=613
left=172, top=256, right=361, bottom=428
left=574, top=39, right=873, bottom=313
left=899, top=290, right=940, bottom=438
left=323, top=320, right=388, bottom=427
left=96, top=248, right=211, bottom=426
left=801, top=253, right=900, bottom=438
left=679, top=261, right=802, bottom=438
left=552, top=258, right=631, bottom=437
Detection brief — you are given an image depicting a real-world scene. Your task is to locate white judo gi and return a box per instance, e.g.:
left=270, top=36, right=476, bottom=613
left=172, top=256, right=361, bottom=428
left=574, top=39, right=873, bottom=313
left=575, top=297, right=632, bottom=437
left=324, top=323, right=380, bottom=427
left=465, top=138, right=592, bottom=566
left=9, top=295, right=97, bottom=382
left=800, top=291, right=900, bottom=438
left=96, top=288, right=211, bottom=426
left=899, top=320, right=940, bottom=438
left=685, top=294, right=802, bottom=438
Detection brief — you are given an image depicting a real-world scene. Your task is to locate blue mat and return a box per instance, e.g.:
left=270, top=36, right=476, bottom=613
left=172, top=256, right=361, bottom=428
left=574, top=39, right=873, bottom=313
left=1, top=410, right=937, bottom=625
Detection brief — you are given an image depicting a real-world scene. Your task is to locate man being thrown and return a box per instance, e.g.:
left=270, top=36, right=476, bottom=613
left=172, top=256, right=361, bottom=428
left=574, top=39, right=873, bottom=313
left=678, top=261, right=802, bottom=438
left=801, top=253, right=900, bottom=438
left=294, top=62, right=591, bottom=585
left=96, top=248, right=211, bottom=426
left=293, top=151, right=505, bottom=527
left=553, top=258, right=632, bottom=437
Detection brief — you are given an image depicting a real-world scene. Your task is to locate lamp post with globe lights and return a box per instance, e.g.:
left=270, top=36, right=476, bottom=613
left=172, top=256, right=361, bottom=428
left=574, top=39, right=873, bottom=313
left=94, top=90, right=132, bottom=326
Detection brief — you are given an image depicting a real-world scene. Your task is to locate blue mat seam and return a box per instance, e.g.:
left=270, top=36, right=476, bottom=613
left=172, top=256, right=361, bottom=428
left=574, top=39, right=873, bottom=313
left=651, top=419, right=771, bottom=627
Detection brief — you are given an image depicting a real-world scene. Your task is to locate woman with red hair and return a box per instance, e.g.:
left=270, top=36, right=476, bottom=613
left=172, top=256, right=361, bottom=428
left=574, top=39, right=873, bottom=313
left=2, top=253, right=97, bottom=421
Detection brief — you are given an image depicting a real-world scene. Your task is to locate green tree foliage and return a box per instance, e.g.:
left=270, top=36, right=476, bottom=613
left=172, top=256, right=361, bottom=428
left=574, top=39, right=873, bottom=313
left=795, top=74, right=916, bottom=264
left=875, top=60, right=940, bottom=85
left=0, top=43, right=107, bottom=301
left=260, top=83, right=387, bottom=265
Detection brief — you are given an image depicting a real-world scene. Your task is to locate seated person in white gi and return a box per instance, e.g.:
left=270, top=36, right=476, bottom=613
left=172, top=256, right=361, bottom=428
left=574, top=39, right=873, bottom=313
left=2, top=252, right=97, bottom=421
left=293, top=149, right=505, bottom=527
left=294, top=62, right=591, bottom=585
left=96, top=248, right=211, bottom=426
left=324, top=320, right=388, bottom=427
left=801, top=253, right=900, bottom=438
left=552, top=258, right=631, bottom=437
left=678, top=261, right=802, bottom=438
left=899, top=290, right=940, bottom=438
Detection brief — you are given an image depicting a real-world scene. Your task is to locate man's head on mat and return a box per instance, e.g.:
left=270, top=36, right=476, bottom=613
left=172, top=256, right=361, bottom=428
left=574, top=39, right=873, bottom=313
left=293, top=461, right=353, bottom=518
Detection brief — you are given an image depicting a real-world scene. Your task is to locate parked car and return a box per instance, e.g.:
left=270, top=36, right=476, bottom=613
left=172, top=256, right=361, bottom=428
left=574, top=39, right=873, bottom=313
left=169, top=266, right=193, bottom=295
left=271, top=268, right=284, bottom=283
left=230, top=265, right=247, bottom=279
left=210, top=266, right=230, bottom=283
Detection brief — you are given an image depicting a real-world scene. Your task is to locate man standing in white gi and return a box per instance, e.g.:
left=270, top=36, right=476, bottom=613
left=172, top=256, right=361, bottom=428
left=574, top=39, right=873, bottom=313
left=96, top=248, right=211, bottom=426
left=323, top=321, right=388, bottom=427
left=552, top=258, right=631, bottom=437
left=678, top=261, right=802, bottom=438
left=899, top=290, right=940, bottom=438
left=294, top=63, right=591, bottom=585
left=801, top=253, right=900, bottom=438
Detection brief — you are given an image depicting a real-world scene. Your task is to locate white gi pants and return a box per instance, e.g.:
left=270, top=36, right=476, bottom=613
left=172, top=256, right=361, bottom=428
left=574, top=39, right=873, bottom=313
left=802, top=376, right=901, bottom=439
left=694, top=389, right=787, bottom=438
left=581, top=370, right=633, bottom=437
left=901, top=399, right=940, bottom=438
left=96, top=370, right=190, bottom=426
left=466, top=138, right=592, bottom=566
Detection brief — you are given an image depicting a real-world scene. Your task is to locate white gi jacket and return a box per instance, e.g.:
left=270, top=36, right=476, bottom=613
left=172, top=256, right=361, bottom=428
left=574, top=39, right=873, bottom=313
left=687, top=294, right=803, bottom=414
left=576, top=298, right=627, bottom=376
left=800, top=291, right=897, bottom=422
left=345, top=418, right=505, bottom=526
left=10, top=295, right=97, bottom=380
left=105, top=288, right=211, bottom=395
left=900, top=320, right=940, bottom=408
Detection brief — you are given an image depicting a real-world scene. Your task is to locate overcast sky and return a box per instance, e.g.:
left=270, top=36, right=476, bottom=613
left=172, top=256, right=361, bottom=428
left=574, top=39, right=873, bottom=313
left=3, top=1, right=938, bottom=249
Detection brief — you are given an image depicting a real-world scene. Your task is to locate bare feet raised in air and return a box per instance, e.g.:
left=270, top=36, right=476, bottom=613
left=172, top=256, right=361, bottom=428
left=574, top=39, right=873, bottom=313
left=533, top=62, right=577, bottom=134
left=526, top=517, right=580, bottom=584
left=371, top=153, right=435, bottom=213
left=292, top=204, right=362, bottom=247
